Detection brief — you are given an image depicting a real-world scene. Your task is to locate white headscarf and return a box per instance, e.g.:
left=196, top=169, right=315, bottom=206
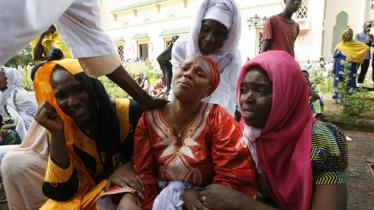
left=0, top=67, right=22, bottom=108
left=0, top=67, right=36, bottom=140
left=171, top=0, right=242, bottom=115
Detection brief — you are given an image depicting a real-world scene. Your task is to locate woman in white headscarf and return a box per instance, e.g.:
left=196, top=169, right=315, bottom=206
left=0, top=67, right=37, bottom=141
left=171, top=0, right=241, bottom=116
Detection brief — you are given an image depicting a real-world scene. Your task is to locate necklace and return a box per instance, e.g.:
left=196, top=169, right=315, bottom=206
left=169, top=103, right=200, bottom=139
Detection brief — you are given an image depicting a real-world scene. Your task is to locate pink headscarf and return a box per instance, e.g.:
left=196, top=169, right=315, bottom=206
left=236, top=51, right=314, bottom=210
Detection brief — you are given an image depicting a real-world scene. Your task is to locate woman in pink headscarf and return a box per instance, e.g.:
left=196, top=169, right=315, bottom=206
left=198, top=51, right=348, bottom=210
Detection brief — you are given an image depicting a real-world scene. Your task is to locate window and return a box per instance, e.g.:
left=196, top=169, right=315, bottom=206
left=296, top=0, right=308, bottom=19
left=257, top=31, right=264, bottom=55
left=117, top=45, right=125, bottom=61
left=138, top=43, right=149, bottom=59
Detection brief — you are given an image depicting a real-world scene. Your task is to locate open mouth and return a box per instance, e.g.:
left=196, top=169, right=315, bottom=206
left=71, top=106, right=88, bottom=118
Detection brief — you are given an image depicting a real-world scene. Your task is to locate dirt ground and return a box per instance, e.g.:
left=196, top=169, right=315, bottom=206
left=345, top=130, right=374, bottom=210
left=0, top=130, right=372, bottom=210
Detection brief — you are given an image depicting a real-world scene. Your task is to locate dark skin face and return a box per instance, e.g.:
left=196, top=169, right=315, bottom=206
left=364, top=22, right=372, bottom=34
left=239, top=68, right=273, bottom=128
left=51, top=68, right=91, bottom=130
left=198, top=19, right=229, bottom=55
left=172, top=56, right=212, bottom=103
left=342, top=30, right=353, bottom=42
left=0, top=70, right=6, bottom=91
left=284, top=0, right=301, bottom=13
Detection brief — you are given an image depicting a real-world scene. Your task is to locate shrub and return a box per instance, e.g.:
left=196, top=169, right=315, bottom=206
left=337, top=60, right=370, bottom=117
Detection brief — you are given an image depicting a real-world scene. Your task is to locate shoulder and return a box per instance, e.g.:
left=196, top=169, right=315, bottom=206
left=13, top=89, right=36, bottom=105
left=208, top=104, right=239, bottom=127
left=311, top=121, right=348, bottom=184
left=267, top=15, right=278, bottom=22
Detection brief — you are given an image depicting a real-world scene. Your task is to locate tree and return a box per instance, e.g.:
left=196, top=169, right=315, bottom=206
left=4, top=46, right=33, bottom=68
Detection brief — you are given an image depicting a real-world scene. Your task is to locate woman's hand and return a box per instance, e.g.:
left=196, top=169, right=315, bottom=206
left=184, top=189, right=210, bottom=210
left=107, top=161, right=144, bottom=199
left=117, top=193, right=141, bottom=210
left=200, top=184, right=247, bottom=210
left=35, top=101, right=64, bottom=135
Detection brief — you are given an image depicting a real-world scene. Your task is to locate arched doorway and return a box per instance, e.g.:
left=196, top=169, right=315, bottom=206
left=332, top=11, right=349, bottom=52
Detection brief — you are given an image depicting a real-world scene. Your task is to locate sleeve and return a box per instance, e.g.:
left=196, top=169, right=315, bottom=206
left=311, top=121, right=348, bottom=185
left=42, top=156, right=79, bottom=201
left=13, top=90, right=37, bottom=119
left=262, top=17, right=273, bottom=41
left=133, top=114, right=159, bottom=210
left=210, top=106, right=257, bottom=198
left=13, top=90, right=37, bottom=129
left=157, top=45, right=173, bottom=64
left=55, top=0, right=122, bottom=77
left=0, top=0, right=74, bottom=66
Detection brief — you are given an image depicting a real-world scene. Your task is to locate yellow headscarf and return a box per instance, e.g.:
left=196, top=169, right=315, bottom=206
left=335, top=28, right=369, bottom=64
left=34, top=59, right=102, bottom=196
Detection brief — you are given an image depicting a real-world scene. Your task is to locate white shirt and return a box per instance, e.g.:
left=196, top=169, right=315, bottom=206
left=0, top=0, right=116, bottom=66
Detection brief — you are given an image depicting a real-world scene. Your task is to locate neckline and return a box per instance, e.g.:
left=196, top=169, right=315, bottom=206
left=276, top=15, right=296, bottom=24
left=157, top=102, right=205, bottom=140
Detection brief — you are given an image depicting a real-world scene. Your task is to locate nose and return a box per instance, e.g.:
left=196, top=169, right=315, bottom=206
left=183, top=68, right=193, bottom=79
left=242, top=90, right=255, bottom=104
left=67, top=94, right=80, bottom=108
left=204, top=32, right=215, bottom=44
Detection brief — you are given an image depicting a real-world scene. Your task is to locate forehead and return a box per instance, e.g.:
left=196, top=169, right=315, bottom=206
left=202, top=19, right=228, bottom=31
left=242, top=67, right=271, bottom=84
left=182, top=57, right=211, bottom=70
left=51, top=67, right=80, bottom=90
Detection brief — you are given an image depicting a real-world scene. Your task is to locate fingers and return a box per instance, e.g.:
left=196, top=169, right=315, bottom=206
left=135, top=175, right=144, bottom=191
left=193, top=200, right=209, bottom=210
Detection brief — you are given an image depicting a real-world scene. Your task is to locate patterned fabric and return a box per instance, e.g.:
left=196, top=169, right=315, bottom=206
left=311, top=120, right=348, bottom=185
left=134, top=103, right=257, bottom=210
left=256, top=120, right=348, bottom=206
left=333, top=51, right=358, bottom=100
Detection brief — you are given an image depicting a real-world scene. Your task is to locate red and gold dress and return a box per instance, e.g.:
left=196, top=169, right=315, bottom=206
left=134, top=103, right=257, bottom=210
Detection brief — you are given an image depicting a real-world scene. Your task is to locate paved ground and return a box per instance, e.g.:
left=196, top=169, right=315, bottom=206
left=0, top=130, right=372, bottom=210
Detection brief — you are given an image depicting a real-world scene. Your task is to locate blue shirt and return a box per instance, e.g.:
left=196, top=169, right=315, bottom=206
left=355, top=32, right=371, bottom=59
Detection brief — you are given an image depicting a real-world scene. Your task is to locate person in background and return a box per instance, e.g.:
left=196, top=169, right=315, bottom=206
left=149, top=75, right=167, bottom=99
left=0, top=0, right=164, bottom=112
left=135, top=73, right=150, bottom=94
left=157, top=35, right=179, bottom=95
left=302, top=70, right=324, bottom=119
left=333, top=28, right=369, bottom=101
left=261, top=0, right=301, bottom=57
left=199, top=51, right=348, bottom=210
left=31, top=25, right=72, bottom=62
left=303, top=60, right=312, bottom=73
left=0, top=67, right=36, bottom=141
left=355, top=21, right=373, bottom=86
left=171, top=0, right=242, bottom=116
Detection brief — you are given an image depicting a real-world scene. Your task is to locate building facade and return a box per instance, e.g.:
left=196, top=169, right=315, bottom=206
left=99, top=0, right=372, bottom=65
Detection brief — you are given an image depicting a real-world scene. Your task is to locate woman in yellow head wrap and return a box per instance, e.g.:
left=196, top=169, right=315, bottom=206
left=33, top=59, right=142, bottom=209
left=333, top=27, right=369, bottom=100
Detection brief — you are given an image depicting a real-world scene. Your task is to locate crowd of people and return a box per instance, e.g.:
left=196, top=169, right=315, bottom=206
left=0, top=0, right=354, bottom=210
